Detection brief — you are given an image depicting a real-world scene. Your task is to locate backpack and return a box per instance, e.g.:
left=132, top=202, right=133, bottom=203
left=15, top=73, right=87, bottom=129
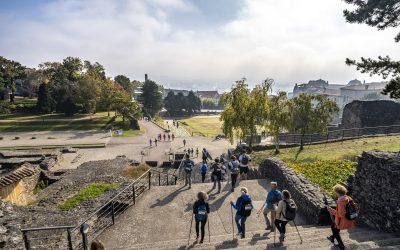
left=240, top=198, right=253, bottom=217
left=241, top=154, right=249, bottom=165
left=282, top=200, right=297, bottom=221
left=345, top=198, right=359, bottom=221
left=200, top=164, right=208, bottom=174
left=196, top=203, right=207, bottom=221
left=184, top=160, right=193, bottom=172
left=229, top=161, right=240, bottom=174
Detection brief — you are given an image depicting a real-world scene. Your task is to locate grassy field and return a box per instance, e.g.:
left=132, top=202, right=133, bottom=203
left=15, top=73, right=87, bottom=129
left=59, top=183, right=120, bottom=210
left=251, top=135, right=400, bottom=195
left=178, top=115, right=222, bottom=137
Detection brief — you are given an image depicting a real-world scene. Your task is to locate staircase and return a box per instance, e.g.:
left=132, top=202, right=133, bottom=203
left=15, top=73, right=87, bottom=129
left=98, top=180, right=400, bottom=250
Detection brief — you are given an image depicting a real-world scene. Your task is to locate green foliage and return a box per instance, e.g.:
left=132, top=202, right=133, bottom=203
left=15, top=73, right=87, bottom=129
left=142, top=79, right=163, bottom=117
left=37, top=83, right=52, bottom=113
left=266, top=91, right=289, bottom=153
left=288, top=94, right=339, bottom=149
left=33, top=180, right=47, bottom=194
left=121, top=164, right=150, bottom=179
left=343, top=1, right=400, bottom=99
left=164, top=91, right=201, bottom=116
left=115, top=75, right=134, bottom=97
left=178, top=116, right=222, bottom=137
left=289, top=160, right=357, bottom=196
left=0, top=56, right=26, bottom=102
left=59, top=183, right=119, bottom=210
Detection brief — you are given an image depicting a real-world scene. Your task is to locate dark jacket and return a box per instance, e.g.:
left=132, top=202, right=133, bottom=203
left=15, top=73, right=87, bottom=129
left=211, top=163, right=222, bottom=179
left=232, top=194, right=252, bottom=217
left=193, top=200, right=210, bottom=216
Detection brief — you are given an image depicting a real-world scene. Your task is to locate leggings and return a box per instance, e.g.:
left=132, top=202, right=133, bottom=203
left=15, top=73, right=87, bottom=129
left=201, top=173, right=206, bottom=183
left=331, top=224, right=344, bottom=247
left=195, top=219, right=207, bottom=241
left=275, top=219, right=289, bottom=234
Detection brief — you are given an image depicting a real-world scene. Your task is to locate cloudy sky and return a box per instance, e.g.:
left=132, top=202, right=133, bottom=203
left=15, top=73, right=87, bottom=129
left=0, top=0, right=399, bottom=92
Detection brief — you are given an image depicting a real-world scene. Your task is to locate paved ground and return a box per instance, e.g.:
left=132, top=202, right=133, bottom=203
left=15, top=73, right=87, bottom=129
left=55, top=120, right=232, bottom=170
left=98, top=180, right=307, bottom=249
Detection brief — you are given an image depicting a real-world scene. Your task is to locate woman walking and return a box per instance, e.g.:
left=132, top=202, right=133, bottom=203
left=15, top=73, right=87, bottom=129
left=275, top=190, right=295, bottom=242
left=327, top=184, right=356, bottom=250
left=193, top=191, right=210, bottom=244
left=230, top=187, right=253, bottom=239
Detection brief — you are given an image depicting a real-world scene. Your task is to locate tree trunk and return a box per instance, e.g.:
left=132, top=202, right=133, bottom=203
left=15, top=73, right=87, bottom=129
left=274, top=133, right=280, bottom=154
left=300, top=133, right=305, bottom=150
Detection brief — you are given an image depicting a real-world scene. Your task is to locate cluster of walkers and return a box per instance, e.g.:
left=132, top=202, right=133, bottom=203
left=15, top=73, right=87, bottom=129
left=189, top=177, right=357, bottom=250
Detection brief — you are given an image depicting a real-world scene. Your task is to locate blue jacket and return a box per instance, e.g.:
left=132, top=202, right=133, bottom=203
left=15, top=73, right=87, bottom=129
left=266, top=190, right=282, bottom=209
left=232, top=194, right=252, bottom=216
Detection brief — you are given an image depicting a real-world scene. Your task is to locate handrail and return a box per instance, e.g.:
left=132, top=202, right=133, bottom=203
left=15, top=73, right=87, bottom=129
left=21, top=225, right=75, bottom=232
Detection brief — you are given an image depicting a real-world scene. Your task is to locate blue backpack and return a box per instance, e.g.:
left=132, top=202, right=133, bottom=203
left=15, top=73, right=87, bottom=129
left=196, top=203, right=207, bottom=221
left=200, top=164, right=208, bottom=173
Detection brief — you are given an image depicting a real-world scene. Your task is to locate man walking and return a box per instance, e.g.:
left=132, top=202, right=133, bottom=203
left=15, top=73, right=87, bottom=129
left=228, top=156, right=240, bottom=192
left=183, top=154, right=194, bottom=188
left=238, top=150, right=251, bottom=180
left=183, top=139, right=186, bottom=147
left=257, top=182, right=282, bottom=232
left=200, top=161, right=208, bottom=183
left=211, top=158, right=222, bottom=193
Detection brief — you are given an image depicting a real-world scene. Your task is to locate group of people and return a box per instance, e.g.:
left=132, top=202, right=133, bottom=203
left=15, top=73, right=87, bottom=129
left=149, top=133, right=175, bottom=147
left=191, top=181, right=356, bottom=250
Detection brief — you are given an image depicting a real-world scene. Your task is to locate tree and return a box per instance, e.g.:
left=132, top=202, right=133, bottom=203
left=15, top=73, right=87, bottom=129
left=114, top=75, right=134, bottom=97
left=267, top=91, right=289, bottom=154
left=142, top=79, right=162, bottom=117
left=0, top=56, right=26, bottom=102
left=186, top=91, right=201, bottom=115
left=36, top=82, right=53, bottom=113
left=76, top=75, right=100, bottom=114
left=343, top=0, right=400, bottom=98
left=288, top=94, right=339, bottom=150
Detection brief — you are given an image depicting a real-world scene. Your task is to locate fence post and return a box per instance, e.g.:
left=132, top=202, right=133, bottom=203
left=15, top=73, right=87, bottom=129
left=67, top=228, right=73, bottom=250
left=148, top=171, right=152, bottom=189
left=166, top=174, right=169, bottom=185
left=158, top=173, right=161, bottom=186
left=22, top=232, right=31, bottom=250
left=80, top=224, right=89, bottom=250
left=111, top=201, right=115, bottom=225
left=132, top=185, right=136, bottom=205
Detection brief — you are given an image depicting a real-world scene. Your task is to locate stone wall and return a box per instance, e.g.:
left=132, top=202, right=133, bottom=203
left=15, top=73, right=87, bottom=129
left=257, top=158, right=335, bottom=224
left=350, top=151, right=400, bottom=232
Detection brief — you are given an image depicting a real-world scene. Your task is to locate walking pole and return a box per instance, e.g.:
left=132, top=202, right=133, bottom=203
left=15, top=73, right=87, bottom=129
left=273, top=211, right=276, bottom=247
left=187, top=214, right=194, bottom=245
left=293, top=220, right=303, bottom=244
left=230, top=206, right=234, bottom=240
left=208, top=218, right=211, bottom=243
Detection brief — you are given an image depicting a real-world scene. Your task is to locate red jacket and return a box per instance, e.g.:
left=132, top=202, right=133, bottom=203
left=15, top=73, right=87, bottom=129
left=330, top=195, right=355, bottom=230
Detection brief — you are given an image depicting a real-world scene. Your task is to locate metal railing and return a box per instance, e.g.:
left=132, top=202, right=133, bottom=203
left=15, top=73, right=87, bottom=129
left=278, top=124, right=400, bottom=146
left=21, top=169, right=177, bottom=250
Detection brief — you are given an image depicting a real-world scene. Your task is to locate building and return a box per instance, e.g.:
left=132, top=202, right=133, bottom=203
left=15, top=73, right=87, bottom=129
left=196, top=91, right=220, bottom=105
left=163, top=88, right=190, bottom=98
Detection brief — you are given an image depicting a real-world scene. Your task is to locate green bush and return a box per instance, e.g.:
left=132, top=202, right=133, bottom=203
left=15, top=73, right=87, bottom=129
left=288, top=160, right=357, bottom=196
left=121, top=164, right=150, bottom=179
left=33, top=180, right=47, bottom=194
left=60, top=183, right=119, bottom=210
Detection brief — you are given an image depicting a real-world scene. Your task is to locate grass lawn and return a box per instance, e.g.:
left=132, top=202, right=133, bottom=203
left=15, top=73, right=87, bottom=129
left=178, top=115, right=222, bottom=137
left=59, top=183, right=120, bottom=210
left=113, top=126, right=146, bottom=137
left=251, top=135, right=400, bottom=196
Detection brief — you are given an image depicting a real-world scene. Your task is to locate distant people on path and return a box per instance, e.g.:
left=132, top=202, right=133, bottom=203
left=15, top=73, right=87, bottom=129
left=183, top=139, right=187, bottom=147
left=193, top=191, right=210, bottom=244
left=183, top=154, right=194, bottom=189
left=154, top=138, right=158, bottom=147
left=275, top=190, right=297, bottom=242
left=90, top=240, right=106, bottom=250
left=177, top=122, right=179, bottom=128
left=211, top=158, right=222, bottom=193
left=196, top=147, right=199, bottom=157
left=327, top=184, right=356, bottom=250
left=168, top=134, right=171, bottom=141
left=230, top=187, right=253, bottom=239
left=163, top=134, right=166, bottom=141
left=149, top=139, right=152, bottom=147
left=200, top=162, right=208, bottom=183
left=228, top=156, right=240, bottom=192
left=172, top=133, right=175, bottom=141
left=238, top=150, right=251, bottom=180
left=257, top=181, right=282, bottom=232
left=202, top=148, right=208, bottom=163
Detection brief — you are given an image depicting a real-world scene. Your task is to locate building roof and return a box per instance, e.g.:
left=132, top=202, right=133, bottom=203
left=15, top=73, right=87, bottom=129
left=196, top=91, right=220, bottom=99
left=0, top=165, right=36, bottom=187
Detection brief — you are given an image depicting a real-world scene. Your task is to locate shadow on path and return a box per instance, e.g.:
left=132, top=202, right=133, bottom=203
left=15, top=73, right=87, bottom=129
left=150, top=186, right=186, bottom=208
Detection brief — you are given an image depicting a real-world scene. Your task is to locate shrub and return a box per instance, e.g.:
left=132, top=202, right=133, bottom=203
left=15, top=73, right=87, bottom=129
left=33, top=180, right=47, bottom=194
left=288, top=160, right=357, bottom=196
left=121, top=164, right=150, bottom=179
left=59, top=183, right=119, bottom=210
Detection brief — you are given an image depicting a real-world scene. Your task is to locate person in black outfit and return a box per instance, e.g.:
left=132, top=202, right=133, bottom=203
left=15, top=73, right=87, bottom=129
left=211, top=158, right=222, bottom=193
left=193, top=191, right=210, bottom=244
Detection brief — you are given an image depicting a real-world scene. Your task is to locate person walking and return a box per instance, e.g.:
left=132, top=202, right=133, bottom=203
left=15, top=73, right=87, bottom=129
left=327, top=184, right=356, bottom=250
left=183, top=154, right=194, bottom=189
left=200, top=162, right=208, bottom=183
left=149, top=139, right=152, bottom=147
left=168, top=134, right=171, bottom=141
left=193, top=191, right=210, bottom=244
left=183, top=139, right=187, bottom=147
left=230, top=187, right=253, bottom=239
left=238, top=150, right=251, bottom=180
left=163, top=134, right=166, bottom=141
left=196, top=148, right=199, bottom=158
left=154, top=138, right=158, bottom=147
left=275, top=190, right=297, bottom=242
left=228, top=156, right=240, bottom=192
left=202, top=148, right=208, bottom=163
left=257, top=182, right=282, bottom=232
left=172, top=133, right=175, bottom=141
left=211, top=158, right=222, bottom=193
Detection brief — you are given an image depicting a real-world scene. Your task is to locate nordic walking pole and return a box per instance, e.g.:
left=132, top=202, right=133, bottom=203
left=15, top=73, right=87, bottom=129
left=293, top=220, right=303, bottom=244
left=273, top=211, right=276, bottom=247
left=208, top=218, right=211, bottom=243
left=231, top=206, right=234, bottom=240
left=187, top=214, right=194, bottom=245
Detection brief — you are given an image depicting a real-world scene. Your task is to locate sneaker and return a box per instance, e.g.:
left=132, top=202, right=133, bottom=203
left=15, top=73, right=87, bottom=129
left=279, top=233, right=285, bottom=242
left=241, top=234, right=245, bottom=239
left=199, top=240, right=203, bottom=244
left=334, top=244, right=345, bottom=250
left=327, top=235, right=334, bottom=243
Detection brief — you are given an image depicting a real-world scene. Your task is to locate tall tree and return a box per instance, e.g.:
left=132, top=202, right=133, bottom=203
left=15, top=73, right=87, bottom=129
left=267, top=91, right=289, bottom=154
left=288, top=94, right=339, bottom=150
left=343, top=0, right=400, bottom=98
left=36, top=82, right=53, bottom=113
left=141, top=79, right=163, bottom=117
left=114, top=75, right=134, bottom=97
left=0, top=56, right=26, bottom=102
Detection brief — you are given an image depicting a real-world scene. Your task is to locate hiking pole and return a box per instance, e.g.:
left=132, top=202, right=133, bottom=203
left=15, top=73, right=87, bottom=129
left=292, top=220, right=303, bottom=244
left=273, top=211, right=276, bottom=247
left=208, top=218, right=211, bottom=243
left=230, top=206, right=234, bottom=240
left=187, top=214, right=194, bottom=245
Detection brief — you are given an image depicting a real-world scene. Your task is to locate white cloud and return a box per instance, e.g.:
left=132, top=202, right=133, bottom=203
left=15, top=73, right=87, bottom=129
left=0, top=0, right=399, bottom=92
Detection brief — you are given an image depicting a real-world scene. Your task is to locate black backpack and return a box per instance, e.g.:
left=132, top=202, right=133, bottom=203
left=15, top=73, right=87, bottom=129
left=240, top=198, right=253, bottom=217
left=241, top=154, right=249, bottom=165
left=282, top=199, right=297, bottom=221
left=196, top=203, right=207, bottom=221
left=345, top=198, right=359, bottom=221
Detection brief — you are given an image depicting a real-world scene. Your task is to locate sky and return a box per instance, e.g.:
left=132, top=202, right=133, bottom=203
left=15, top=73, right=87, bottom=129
left=0, top=0, right=399, bottom=92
